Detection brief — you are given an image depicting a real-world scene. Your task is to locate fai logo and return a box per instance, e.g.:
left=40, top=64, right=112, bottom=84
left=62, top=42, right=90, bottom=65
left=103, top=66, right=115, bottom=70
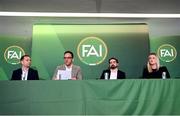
left=157, top=44, right=177, bottom=62
left=77, top=37, right=108, bottom=66
left=4, top=46, right=25, bottom=65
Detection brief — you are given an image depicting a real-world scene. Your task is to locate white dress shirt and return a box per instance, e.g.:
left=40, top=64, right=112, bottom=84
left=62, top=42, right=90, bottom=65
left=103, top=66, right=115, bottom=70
left=21, top=68, right=29, bottom=80
left=110, top=69, right=118, bottom=80
left=65, top=65, right=72, bottom=79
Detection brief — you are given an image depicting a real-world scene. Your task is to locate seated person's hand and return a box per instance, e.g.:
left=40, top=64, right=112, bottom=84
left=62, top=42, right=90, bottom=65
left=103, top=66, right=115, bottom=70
left=71, top=77, right=77, bottom=80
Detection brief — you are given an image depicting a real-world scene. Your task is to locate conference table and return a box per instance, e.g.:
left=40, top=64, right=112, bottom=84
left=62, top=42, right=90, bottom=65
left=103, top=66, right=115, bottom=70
left=0, top=79, right=180, bottom=115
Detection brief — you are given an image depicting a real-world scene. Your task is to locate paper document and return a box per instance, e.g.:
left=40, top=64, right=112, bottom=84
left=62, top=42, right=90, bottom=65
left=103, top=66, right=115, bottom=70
left=57, top=70, right=71, bottom=80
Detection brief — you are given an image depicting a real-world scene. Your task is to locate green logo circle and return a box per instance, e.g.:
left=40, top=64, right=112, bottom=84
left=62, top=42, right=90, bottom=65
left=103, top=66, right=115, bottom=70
left=157, top=44, right=177, bottom=62
left=4, top=46, right=25, bottom=65
left=77, top=37, right=108, bottom=66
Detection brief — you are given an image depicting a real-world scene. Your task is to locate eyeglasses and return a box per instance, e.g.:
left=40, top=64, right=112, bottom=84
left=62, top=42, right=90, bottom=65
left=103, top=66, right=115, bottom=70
left=64, top=57, right=72, bottom=59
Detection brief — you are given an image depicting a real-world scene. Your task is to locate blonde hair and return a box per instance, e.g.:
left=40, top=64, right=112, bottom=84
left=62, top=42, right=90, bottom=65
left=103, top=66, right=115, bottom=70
left=147, top=53, right=160, bottom=73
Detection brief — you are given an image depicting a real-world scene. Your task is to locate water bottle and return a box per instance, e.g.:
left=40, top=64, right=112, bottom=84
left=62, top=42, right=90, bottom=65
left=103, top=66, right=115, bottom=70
left=162, top=72, right=166, bottom=79
left=104, top=72, right=109, bottom=80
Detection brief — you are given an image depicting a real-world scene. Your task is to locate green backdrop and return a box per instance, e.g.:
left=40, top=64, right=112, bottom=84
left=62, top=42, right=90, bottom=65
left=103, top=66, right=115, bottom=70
left=0, top=23, right=179, bottom=80
left=0, top=36, right=31, bottom=80
left=150, top=36, right=180, bottom=78
left=31, top=24, right=149, bottom=80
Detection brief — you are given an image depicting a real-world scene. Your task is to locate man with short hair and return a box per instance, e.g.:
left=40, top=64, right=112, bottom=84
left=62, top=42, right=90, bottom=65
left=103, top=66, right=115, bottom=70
left=100, top=57, right=125, bottom=79
left=52, top=51, right=82, bottom=80
left=11, top=55, right=39, bottom=80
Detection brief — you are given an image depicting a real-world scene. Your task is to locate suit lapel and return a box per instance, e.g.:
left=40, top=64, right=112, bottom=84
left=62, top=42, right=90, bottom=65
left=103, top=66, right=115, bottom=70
left=61, top=65, right=66, bottom=70
left=71, top=65, right=75, bottom=78
left=27, top=68, right=31, bottom=80
left=117, top=70, right=120, bottom=79
left=18, top=69, right=23, bottom=80
left=108, top=70, right=111, bottom=79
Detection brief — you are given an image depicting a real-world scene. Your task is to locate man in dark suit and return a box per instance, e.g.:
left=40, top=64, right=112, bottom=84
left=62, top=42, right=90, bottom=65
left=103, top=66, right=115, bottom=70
left=100, top=57, right=125, bottom=79
left=11, top=55, right=39, bottom=80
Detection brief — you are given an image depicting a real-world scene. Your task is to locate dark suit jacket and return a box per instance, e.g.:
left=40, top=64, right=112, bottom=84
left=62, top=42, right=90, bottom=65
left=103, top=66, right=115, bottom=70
left=100, top=69, right=126, bottom=79
left=11, top=68, right=39, bottom=80
left=142, top=66, right=170, bottom=79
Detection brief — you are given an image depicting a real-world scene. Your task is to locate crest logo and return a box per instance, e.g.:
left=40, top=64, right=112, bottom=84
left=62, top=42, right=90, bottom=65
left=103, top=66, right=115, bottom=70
left=4, top=46, right=25, bottom=65
left=77, top=37, right=108, bottom=66
left=157, top=44, right=177, bottom=62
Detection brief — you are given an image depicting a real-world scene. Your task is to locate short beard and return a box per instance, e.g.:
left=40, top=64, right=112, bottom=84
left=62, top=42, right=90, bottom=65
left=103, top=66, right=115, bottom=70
left=110, top=66, right=117, bottom=69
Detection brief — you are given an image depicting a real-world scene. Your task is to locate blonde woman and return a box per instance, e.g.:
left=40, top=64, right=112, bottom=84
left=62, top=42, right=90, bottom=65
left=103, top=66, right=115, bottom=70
left=142, top=53, right=170, bottom=79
